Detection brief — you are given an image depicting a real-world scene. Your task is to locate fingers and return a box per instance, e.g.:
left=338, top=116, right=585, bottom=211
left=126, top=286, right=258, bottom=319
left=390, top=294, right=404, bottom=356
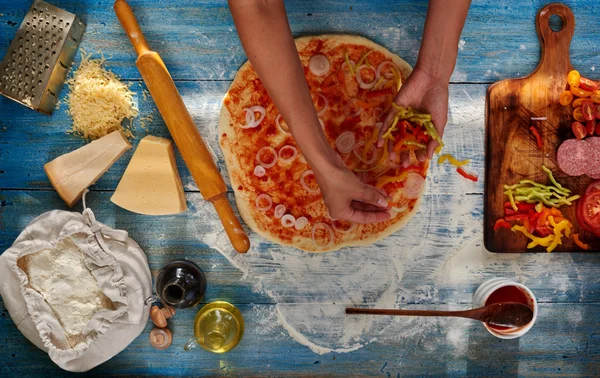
left=344, top=206, right=391, bottom=224
left=372, top=186, right=388, bottom=198
left=416, top=149, right=427, bottom=162
left=351, top=201, right=388, bottom=212
left=356, top=184, right=389, bottom=208
left=401, top=151, right=410, bottom=168
left=427, top=116, right=447, bottom=158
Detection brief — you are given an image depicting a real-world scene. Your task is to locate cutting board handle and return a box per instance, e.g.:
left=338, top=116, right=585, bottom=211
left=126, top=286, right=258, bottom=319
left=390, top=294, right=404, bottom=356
left=535, top=3, right=575, bottom=74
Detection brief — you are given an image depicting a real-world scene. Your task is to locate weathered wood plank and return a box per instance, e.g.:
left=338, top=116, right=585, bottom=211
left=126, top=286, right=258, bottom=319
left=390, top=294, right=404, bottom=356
left=1, top=301, right=599, bottom=377
left=0, top=82, right=486, bottom=196
left=1, top=0, right=600, bottom=83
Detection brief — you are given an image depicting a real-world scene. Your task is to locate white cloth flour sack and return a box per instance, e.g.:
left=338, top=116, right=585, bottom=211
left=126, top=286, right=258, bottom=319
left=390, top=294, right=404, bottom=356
left=0, top=197, right=152, bottom=372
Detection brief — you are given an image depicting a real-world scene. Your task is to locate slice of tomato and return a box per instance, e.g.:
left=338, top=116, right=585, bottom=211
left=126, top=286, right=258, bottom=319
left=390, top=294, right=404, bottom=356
left=586, top=119, right=597, bottom=136
left=582, top=192, right=600, bottom=232
left=573, top=107, right=586, bottom=122
left=579, top=77, right=599, bottom=92
left=576, top=198, right=594, bottom=233
left=585, top=180, right=600, bottom=197
left=572, top=121, right=587, bottom=139
left=582, top=100, right=595, bottom=121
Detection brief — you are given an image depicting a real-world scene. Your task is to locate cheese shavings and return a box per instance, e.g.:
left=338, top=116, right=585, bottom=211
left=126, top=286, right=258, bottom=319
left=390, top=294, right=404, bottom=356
left=67, top=53, right=138, bottom=140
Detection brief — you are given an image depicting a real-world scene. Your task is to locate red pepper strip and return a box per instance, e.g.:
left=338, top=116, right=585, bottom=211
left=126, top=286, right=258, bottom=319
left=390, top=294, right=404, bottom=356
left=456, top=167, right=479, bottom=182
left=529, top=126, right=543, bottom=149
left=517, top=202, right=536, bottom=212
left=404, top=165, right=422, bottom=173
left=505, top=214, right=529, bottom=222
left=356, top=99, right=379, bottom=109
left=573, top=234, right=590, bottom=250
left=535, top=226, right=552, bottom=237
left=415, top=129, right=429, bottom=143
left=529, top=212, right=540, bottom=233
left=340, top=116, right=361, bottom=130
left=366, top=88, right=393, bottom=100
left=523, top=218, right=532, bottom=233
left=493, top=219, right=512, bottom=231
left=504, top=208, right=519, bottom=216
left=504, top=201, right=513, bottom=209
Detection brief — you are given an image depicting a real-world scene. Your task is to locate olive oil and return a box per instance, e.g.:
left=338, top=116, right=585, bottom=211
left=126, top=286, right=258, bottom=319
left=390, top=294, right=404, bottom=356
left=184, top=301, right=244, bottom=353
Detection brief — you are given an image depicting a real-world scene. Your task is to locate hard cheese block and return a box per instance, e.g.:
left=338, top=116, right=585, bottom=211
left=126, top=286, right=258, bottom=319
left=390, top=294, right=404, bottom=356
left=45, top=130, right=132, bottom=207
left=111, top=136, right=187, bottom=215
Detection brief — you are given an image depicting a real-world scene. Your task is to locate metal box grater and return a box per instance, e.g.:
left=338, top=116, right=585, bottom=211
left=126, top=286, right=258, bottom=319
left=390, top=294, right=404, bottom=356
left=0, top=0, right=85, bottom=115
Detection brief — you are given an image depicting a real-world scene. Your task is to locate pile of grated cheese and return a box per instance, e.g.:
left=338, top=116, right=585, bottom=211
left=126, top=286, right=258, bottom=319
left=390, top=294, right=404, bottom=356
left=67, top=53, right=138, bottom=140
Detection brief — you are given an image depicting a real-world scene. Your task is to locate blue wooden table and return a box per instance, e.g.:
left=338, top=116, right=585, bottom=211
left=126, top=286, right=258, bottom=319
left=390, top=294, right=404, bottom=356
left=1, top=1, right=600, bottom=376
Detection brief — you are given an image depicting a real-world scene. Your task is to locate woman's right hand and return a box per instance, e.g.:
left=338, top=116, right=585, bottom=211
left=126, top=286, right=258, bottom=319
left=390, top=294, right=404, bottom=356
left=311, top=153, right=391, bottom=224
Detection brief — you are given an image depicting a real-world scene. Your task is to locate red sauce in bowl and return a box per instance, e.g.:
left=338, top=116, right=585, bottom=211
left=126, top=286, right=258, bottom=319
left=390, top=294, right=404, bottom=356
left=485, top=285, right=532, bottom=331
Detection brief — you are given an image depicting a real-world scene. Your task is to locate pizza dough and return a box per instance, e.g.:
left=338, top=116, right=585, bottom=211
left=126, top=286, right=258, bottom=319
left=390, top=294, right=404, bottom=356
left=219, top=34, right=427, bottom=252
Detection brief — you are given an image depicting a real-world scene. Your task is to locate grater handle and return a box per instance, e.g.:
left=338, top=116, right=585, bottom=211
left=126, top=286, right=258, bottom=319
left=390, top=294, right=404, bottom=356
left=114, top=0, right=150, bottom=56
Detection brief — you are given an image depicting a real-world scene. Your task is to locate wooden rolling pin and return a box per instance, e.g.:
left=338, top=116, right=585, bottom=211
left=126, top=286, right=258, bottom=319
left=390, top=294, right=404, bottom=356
left=114, top=0, right=250, bottom=253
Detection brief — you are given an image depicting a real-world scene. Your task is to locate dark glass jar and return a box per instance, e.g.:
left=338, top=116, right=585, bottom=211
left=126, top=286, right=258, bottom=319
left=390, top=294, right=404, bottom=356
left=155, top=260, right=207, bottom=309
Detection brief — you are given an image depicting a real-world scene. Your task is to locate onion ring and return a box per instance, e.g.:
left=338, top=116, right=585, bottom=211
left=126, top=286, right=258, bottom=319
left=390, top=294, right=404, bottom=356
left=403, top=172, right=425, bottom=199
left=331, top=220, right=356, bottom=234
left=352, top=141, right=378, bottom=165
left=344, top=98, right=364, bottom=118
left=335, top=131, right=356, bottom=154
left=279, top=145, right=299, bottom=163
left=274, top=204, right=286, bottom=219
left=281, top=214, right=296, bottom=228
left=255, top=193, right=273, bottom=212
left=241, top=106, right=266, bottom=129
left=376, top=60, right=400, bottom=80
left=356, top=64, right=378, bottom=90
left=295, top=216, right=309, bottom=230
left=276, top=114, right=291, bottom=134
left=254, top=165, right=266, bottom=177
left=315, top=93, right=328, bottom=116
left=256, top=146, right=278, bottom=168
left=300, top=170, right=321, bottom=194
left=309, top=54, right=331, bottom=77
left=311, top=222, right=334, bottom=247
left=341, top=60, right=356, bottom=75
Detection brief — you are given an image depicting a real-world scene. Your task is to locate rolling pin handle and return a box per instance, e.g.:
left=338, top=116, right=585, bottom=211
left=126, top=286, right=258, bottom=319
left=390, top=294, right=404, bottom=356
left=114, top=0, right=151, bottom=56
left=212, top=194, right=250, bottom=253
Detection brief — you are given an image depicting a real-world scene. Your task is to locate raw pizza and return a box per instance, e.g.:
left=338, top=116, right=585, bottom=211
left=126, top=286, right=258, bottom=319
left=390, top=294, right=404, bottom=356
left=219, top=35, right=435, bottom=252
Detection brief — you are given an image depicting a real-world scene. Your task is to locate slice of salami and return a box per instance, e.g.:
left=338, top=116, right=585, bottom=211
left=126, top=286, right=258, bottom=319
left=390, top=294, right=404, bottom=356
left=584, top=137, right=600, bottom=175
left=557, top=139, right=593, bottom=176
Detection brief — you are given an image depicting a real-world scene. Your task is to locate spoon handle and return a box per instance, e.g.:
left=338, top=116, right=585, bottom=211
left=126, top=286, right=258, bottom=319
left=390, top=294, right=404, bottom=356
left=345, top=307, right=473, bottom=318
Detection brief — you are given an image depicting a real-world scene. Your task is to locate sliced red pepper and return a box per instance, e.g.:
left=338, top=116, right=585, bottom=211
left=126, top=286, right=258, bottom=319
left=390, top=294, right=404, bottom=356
left=523, top=218, right=532, bottom=234
left=505, top=214, right=529, bottom=222
left=529, top=125, right=543, bottom=149
left=535, top=226, right=552, bottom=237
left=340, top=116, right=362, bottom=130
left=456, top=167, right=479, bottom=182
left=504, top=208, right=519, bottom=216
left=366, top=88, right=392, bottom=100
left=517, top=203, right=536, bottom=212
left=493, top=219, right=512, bottom=231
left=404, top=165, right=422, bottom=173
left=415, top=129, right=429, bottom=143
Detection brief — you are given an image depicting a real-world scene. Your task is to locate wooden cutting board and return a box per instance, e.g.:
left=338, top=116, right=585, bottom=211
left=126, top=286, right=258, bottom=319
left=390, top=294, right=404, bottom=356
left=484, top=3, right=599, bottom=253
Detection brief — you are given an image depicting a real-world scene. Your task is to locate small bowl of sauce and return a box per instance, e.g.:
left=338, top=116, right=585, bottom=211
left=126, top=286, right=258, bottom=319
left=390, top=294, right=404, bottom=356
left=473, top=278, right=537, bottom=339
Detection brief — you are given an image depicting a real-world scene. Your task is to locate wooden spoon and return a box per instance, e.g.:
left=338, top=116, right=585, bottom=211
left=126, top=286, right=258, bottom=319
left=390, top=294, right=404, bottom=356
left=345, top=302, right=533, bottom=328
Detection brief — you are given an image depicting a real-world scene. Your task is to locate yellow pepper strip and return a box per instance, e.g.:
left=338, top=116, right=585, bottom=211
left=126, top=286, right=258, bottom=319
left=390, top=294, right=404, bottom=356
left=355, top=142, right=388, bottom=173
left=356, top=50, right=373, bottom=67
left=434, top=145, right=442, bottom=155
left=512, top=225, right=553, bottom=248
left=507, top=188, right=518, bottom=212
left=362, top=124, right=381, bottom=160
left=371, top=76, right=385, bottom=91
left=535, top=202, right=543, bottom=213
left=409, top=114, right=432, bottom=123
left=404, top=141, right=427, bottom=149
left=573, top=234, right=589, bottom=250
left=423, top=120, right=444, bottom=148
left=375, top=170, right=410, bottom=188
left=344, top=51, right=355, bottom=75
left=392, top=102, right=404, bottom=111
left=382, top=116, right=400, bottom=140
left=383, top=98, right=394, bottom=114
left=383, top=79, right=394, bottom=89
left=389, top=66, right=401, bottom=91
left=437, top=153, right=470, bottom=167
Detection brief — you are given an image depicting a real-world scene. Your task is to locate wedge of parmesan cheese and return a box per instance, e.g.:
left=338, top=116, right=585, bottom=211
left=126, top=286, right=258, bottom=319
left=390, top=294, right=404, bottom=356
left=45, top=130, right=132, bottom=207
left=111, top=136, right=187, bottom=215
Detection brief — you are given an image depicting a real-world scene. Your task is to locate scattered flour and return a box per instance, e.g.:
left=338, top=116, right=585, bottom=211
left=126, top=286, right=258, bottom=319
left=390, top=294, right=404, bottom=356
left=520, top=44, right=526, bottom=50
left=458, top=39, right=466, bottom=51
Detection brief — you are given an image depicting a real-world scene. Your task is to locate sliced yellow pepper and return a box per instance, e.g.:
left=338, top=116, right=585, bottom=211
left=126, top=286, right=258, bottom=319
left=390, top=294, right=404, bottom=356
left=381, top=116, right=400, bottom=140
left=375, top=170, right=410, bottom=188
left=344, top=51, right=355, bottom=75
left=356, top=50, right=373, bottom=67
left=437, top=154, right=470, bottom=167
left=512, top=225, right=553, bottom=248
left=362, top=124, right=381, bottom=160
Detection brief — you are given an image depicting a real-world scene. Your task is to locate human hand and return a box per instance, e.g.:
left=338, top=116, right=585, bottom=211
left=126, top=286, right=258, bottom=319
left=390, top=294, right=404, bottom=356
left=378, top=65, right=449, bottom=163
left=312, top=154, right=391, bottom=224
